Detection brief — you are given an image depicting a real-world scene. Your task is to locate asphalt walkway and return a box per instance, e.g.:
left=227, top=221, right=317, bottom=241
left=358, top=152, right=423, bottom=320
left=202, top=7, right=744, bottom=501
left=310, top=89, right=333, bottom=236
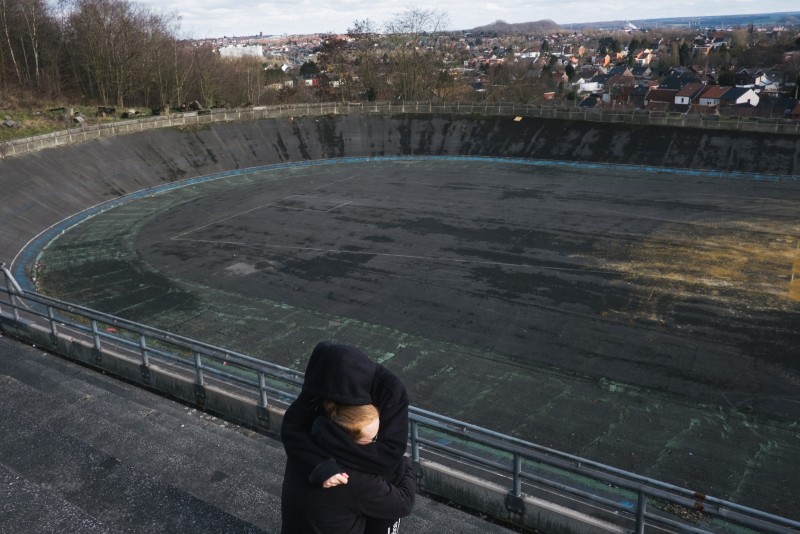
left=0, top=334, right=519, bottom=533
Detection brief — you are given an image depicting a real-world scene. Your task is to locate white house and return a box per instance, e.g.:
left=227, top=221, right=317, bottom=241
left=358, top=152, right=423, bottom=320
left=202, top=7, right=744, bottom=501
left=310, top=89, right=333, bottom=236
left=674, top=83, right=705, bottom=105
left=697, top=85, right=729, bottom=107
left=720, top=87, right=759, bottom=107
left=219, top=45, right=264, bottom=59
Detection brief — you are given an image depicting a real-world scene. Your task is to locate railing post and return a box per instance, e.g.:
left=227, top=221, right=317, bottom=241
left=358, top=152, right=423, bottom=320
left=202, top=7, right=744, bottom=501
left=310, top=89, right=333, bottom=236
left=1, top=263, right=22, bottom=321
left=511, top=453, right=522, bottom=498
left=194, top=352, right=205, bottom=386
left=635, top=489, right=647, bottom=534
left=139, top=334, right=150, bottom=366
left=90, top=319, right=102, bottom=362
left=505, top=452, right=525, bottom=515
left=410, top=420, right=420, bottom=462
left=47, top=305, right=59, bottom=345
left=90, top=320, right=101, bottom=350
left=138, top=333, right=151, bottom=381
left=258, top=371, right=268, bottom=408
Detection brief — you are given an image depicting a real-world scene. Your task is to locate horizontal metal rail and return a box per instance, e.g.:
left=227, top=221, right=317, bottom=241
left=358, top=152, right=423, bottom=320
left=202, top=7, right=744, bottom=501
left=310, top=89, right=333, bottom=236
left=2, top=263, right=798, bottom=533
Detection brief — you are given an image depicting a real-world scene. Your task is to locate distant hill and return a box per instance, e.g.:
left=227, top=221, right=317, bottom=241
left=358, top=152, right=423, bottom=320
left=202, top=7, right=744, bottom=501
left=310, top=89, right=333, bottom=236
left=468, top=19, right=562, bottom=35
left=570, top=11, right=800, bottom=30
left=465, top=12, right=800, bottom=35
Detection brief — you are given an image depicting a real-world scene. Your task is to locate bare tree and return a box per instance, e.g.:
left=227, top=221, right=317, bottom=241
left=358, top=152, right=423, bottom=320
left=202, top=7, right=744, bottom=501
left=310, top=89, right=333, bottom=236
left=65, top=0, right=176, bottom=107
left=383, top=8, right=449, bottom=101
left=18, top=0, right=45, bottom=87
left=191, top=44, right=220, bottom=108
left=316, top=34, right=350, bottom=101
left=0, top=0, right=23, bottom=86
left=348, top=18, right=382, bottom=101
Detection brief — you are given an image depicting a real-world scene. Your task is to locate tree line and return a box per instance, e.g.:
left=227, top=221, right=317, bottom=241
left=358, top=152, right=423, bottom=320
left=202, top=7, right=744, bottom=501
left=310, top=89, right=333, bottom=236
left=2, top=0, right=798, bottom=112
left=1, top=0, right=320, bottom=110
left=0, top=1, right=563, bottom=110
left=0, top=0, right=466, bottom=110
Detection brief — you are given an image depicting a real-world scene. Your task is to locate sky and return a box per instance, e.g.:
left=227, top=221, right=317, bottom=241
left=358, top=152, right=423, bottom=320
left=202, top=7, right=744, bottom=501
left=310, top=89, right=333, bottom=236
left=137, top=0, right=800, bottom=39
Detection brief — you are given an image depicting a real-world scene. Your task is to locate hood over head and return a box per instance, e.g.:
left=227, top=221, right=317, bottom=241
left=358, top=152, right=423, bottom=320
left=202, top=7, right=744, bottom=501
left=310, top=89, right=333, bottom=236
left=302, top=341, right=377, bottom=405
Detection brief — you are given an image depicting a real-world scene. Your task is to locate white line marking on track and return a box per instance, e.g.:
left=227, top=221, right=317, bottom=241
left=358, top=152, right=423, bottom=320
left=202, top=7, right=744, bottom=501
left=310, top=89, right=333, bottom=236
left=169, top=237, right=621, bottom=275
left=171, top=174, right=360, bottom=239
left=327, top=201, right=352, bottom=212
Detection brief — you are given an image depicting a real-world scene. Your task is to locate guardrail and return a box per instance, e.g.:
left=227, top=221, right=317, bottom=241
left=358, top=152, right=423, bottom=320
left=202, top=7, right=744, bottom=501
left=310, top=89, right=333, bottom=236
left=2, top=101, right=798, bottom=159
left=2, top=262, right=799, bottom=533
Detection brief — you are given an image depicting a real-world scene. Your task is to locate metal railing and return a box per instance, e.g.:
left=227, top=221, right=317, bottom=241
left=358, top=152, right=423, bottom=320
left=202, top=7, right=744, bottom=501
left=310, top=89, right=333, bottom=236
left=2, top=262, right=799, bottom=534
left=2, top=101, right=798, bottom=158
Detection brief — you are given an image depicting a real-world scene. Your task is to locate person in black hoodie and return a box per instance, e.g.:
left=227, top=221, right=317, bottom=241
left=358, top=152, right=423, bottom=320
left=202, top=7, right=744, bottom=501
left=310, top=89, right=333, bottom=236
left=281, top=341, right=411, bottom=533
left=281, top=402, right=416, bottom=533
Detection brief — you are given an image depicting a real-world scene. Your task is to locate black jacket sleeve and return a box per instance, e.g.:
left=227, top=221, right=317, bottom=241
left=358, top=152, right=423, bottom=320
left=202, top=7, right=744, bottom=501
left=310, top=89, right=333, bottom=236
left=280, top=392, right=343, bottom=486
left=352, top=457, right=417, bottom=520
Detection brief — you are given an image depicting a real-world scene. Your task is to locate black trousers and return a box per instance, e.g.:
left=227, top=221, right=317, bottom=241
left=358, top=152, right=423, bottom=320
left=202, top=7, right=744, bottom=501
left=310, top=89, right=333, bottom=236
left=365, top=517, right=400, bottom=534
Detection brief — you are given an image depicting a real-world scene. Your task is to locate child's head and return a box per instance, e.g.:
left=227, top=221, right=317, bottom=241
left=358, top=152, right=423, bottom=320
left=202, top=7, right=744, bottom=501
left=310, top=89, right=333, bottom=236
left=322, top=400, right=379, bottom=445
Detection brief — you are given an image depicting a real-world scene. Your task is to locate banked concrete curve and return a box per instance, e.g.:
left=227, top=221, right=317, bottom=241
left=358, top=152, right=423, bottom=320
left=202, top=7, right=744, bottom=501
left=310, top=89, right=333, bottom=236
left=2, top=111, right=799, bottom=264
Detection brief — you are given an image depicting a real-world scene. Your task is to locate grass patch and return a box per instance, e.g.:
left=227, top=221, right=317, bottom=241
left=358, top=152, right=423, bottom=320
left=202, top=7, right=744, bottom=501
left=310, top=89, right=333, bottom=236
left=1, top=94, right=151, bottom=143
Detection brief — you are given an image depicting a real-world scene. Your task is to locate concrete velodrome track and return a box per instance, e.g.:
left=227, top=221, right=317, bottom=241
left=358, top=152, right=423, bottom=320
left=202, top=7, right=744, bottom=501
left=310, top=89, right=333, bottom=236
left=2, top=112, right=800, bottom=519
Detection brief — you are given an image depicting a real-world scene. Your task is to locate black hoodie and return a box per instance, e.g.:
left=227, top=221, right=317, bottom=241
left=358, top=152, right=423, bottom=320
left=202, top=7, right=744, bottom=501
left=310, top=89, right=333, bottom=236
left=281, top=341, right=410, bottom=486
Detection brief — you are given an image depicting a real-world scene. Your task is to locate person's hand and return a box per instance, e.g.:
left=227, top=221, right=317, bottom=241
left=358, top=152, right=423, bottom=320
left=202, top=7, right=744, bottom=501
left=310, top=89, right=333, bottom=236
left=322, top=473, right=349, bottom=488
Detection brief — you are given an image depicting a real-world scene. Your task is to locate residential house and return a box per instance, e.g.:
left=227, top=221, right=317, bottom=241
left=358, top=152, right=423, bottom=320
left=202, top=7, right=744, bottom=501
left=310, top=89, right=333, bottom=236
left=633, top=49, right=654, bottom=66
left=518, top=50, right=541, bottom=59
left=720, top=87, right=759, bottom=107
left=578, top=94, right=602, bottom=108
left=575, top=77, right=603, bottom=93
left=630, top=66, right=652, bottom=79
left=218, top=44, right=265, bottom=59
left=697, top=85, right=729, bottom=107
left=692, top=68, right=716, bottom=85
left=644, top=88, right=676, bottom=110
left=693, top=43, right=712, bottom=56
left=735, top=68, right=766, bottom=87
left=675, top=83, right=705, bottom=105
left=601, top=67, right=635, bottom=97
left=592, top=54, right=612, bottom=67
left=710, top=36, right=727, bottom=49
left=625, top=81, right=658, bottom=108
left=659, top=74, right=701, bottom=91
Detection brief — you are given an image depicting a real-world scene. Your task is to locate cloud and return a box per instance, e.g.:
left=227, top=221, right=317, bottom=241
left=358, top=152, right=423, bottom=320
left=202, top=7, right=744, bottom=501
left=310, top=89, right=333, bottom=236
left=140, top=0, right=800, bottom=37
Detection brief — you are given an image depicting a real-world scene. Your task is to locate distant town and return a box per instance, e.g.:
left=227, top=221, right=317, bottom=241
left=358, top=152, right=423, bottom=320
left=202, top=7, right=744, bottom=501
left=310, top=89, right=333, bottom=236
left=188, top=11, right=800, bottom=119
left=1, top=5, right=799, bottom=134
